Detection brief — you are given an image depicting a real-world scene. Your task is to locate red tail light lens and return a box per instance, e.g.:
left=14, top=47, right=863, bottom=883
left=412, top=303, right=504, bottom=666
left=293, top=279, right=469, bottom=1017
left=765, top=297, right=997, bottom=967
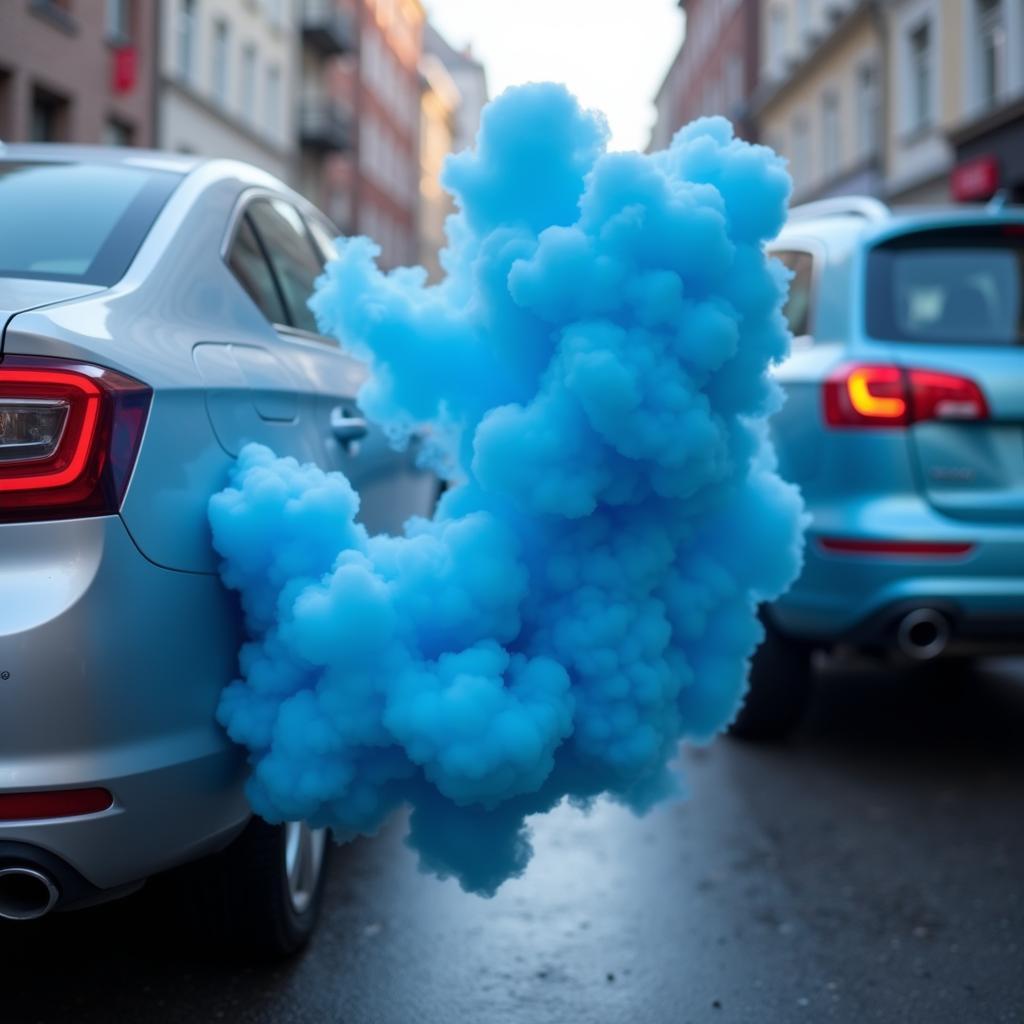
left=0, top=788, right=114, bottom=821
left=0, top=357, right=151, bottom=522
left=818, top=537, right=974, bottom=558
left=909, top=369, right=989, bottom=422
left=824, top=364, right=989, bottom=428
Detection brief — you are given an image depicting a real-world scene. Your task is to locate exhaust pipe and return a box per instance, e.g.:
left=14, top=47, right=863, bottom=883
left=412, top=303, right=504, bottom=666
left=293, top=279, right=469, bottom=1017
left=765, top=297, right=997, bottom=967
left=896, top=608, right=951, bottom=661
left=0, top=866, right=60, bottom=921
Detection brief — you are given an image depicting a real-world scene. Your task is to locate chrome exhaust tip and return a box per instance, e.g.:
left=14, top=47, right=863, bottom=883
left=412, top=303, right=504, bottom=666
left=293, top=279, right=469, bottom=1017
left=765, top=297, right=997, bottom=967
left=0, top=866, right=60, bottom=921
left=896, top=608, right=951, bottom=661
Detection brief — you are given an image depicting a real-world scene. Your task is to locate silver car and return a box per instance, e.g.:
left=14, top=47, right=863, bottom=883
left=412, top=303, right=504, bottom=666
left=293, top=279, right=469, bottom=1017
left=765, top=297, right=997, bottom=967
left=0, top=145, right=435, bottom=955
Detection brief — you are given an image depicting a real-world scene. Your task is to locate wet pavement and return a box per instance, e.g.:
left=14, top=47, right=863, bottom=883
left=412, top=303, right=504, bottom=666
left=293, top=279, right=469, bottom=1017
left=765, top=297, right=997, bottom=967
left=3, top=657, right=1023, bottom=1023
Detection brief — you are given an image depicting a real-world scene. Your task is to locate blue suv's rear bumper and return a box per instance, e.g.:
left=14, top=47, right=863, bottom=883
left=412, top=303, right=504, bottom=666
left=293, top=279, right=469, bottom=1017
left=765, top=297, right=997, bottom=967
left=771, top=498, right=1024, bottom=648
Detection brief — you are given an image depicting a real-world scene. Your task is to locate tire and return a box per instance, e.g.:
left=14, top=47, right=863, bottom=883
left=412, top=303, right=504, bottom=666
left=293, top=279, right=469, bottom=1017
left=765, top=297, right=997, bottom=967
left=176, top=817, right=331, bottom=961
left=728, top=616, right=814, bottom=741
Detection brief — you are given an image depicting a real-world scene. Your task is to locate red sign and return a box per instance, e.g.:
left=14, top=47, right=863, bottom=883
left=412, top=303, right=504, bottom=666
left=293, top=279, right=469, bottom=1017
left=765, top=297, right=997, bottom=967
left=111, top=46, right=137, bottom=94
left=951, top=155, right=1000, bottom=202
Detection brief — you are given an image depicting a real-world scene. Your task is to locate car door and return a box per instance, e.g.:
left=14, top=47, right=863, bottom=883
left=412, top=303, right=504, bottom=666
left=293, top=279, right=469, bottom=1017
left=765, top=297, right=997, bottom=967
left=231, top=193, right=436, bottom=536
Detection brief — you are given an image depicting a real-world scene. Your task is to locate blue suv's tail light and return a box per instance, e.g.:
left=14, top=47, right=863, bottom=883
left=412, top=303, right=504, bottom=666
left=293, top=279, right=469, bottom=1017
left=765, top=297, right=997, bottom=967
left=0, top=357, right=151, bottom=522
left=824, top=363, right=989, bottom=428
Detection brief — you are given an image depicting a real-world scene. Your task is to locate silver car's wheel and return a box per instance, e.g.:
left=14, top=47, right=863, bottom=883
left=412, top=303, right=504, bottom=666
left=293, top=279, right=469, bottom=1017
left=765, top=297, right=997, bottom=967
left=176, top=816, right=332, bottom=960
left=284, top=822, right=327, bottom=915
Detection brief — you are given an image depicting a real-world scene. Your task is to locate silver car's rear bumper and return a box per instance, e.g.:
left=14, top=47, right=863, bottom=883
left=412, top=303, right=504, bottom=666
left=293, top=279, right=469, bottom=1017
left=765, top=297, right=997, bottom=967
left=0, top=516, right=249, bottom=893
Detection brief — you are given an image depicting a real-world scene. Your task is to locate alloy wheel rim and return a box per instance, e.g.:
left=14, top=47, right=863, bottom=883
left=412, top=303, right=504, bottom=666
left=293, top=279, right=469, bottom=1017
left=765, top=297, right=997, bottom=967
left=284, top=821, right=327, bottom=915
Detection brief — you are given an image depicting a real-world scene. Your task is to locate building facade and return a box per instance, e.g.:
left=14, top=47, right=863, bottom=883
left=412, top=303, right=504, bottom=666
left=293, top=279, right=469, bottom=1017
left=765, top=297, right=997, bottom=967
left=754, top=0, right=884, bottom=203
left=297, top=0, right=357, bottom=228
left=0, top=0, right=158, bottom=147
left=418, top=48, right=459, bottom=280
left=354, top=0, right=424, bottom=267
left=883, top=0, right=1024, bottom=203
left=417, top=24, right=487, bottom=280
left=652, top=0, right=761, bottom=150
left=158, top=0, right=298, bottom=180
left=423, top=24, right=487, bottom=154
left=746, top=0, right=1024, bottom=205
left=299, top=0, right=423, bottom=267
left=942, top=0, right=1024, bottom=202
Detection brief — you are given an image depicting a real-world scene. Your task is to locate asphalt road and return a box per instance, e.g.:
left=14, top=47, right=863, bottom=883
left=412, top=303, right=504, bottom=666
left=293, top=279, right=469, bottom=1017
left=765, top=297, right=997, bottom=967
left=3, top=657, right=1023, bottom=1024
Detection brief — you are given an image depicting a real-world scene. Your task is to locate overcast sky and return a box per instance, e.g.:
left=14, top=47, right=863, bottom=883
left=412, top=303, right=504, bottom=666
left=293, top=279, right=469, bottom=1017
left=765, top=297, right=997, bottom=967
left=422, top=1, right=685, bottom=153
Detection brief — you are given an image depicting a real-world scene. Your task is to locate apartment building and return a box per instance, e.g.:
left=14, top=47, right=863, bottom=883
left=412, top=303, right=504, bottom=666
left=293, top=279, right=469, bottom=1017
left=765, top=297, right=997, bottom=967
left=946, top=0, right=1024, bottom=201
left=159, top=0, right=298, bottom=181
left=418, top=47, right=459, bottom=281
left=754, top=0, right=883, bottom=203
left=297, top=0, right=358, bottom=227
left=355, top=0, right=424, bottom=267
left=0, top=0, right=158, bottom=146
left=651, top=0, right=760, bottom=150
left=423, top=24, right=487, bottom=154
left=299, top=0, right=423, bottom=266
left=879, top=0, right=1024, bottom=203
left=418, top=24, right=487, bottom=280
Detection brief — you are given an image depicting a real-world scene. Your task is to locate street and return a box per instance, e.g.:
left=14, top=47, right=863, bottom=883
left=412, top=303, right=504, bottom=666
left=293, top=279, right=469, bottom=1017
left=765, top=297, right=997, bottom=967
left=3, top=656, right=1022, bottom=1024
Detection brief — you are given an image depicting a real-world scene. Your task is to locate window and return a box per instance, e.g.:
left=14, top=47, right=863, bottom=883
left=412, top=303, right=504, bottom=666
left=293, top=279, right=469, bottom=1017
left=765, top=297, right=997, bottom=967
left=908, top=21, right=932, bottom=133
left=105, top=0, right=130, bottom=42
left=855, top=62, right=878, bottom=160
left=241, top=45, right=257, bottom=124
left=306, top=215, right=340, bottom=264
left=0, top=71, right=12, bottom=140
left=774, top=250, right=815, bottom=338
left=227, top=216, right=289, bottom=325
left=725, top=54, right=743, bottom=112
left=30, top=86, right=70, bottom=142
left=0, top=162, right=180, bottom=285
left=266, top=65, right=281, bottom=139
left=977, top=0, right=1006, bottom=109
left=264, top=0, right=284, bottom=27
left=791, top=115, right=810, bottom=193
left=212, top=20, right=230, bottom=106
left=177, top=0, right=197, bottom=82
left=796, top=0, right=811, bottom=39
left=867, top=228, right=1024, bottom=345
left=245, top=199, right=325, bottom=333
left=103, top=117, right=134, bottom=146
left=821, top=92, right=840, bottom=180
left=769, top=5, right=788, bottom=76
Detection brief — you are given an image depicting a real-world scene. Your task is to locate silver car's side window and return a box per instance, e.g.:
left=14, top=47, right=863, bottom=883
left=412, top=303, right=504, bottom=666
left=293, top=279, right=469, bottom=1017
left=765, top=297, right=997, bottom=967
left=774, top=249, right=815, bottom=340
left=245, top=199, right=324, bottom=335
left=226, top=214, right=290, bottom=326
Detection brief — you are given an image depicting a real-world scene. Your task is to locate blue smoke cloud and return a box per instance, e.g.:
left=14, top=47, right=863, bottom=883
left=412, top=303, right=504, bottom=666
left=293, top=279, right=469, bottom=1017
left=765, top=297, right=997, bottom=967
left=210, top=84, right=806, bottom=895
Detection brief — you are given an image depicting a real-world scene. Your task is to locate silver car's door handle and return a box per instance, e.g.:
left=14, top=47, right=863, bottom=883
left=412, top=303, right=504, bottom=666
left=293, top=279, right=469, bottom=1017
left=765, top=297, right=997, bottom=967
left=330, top=406, right=369, bottom=443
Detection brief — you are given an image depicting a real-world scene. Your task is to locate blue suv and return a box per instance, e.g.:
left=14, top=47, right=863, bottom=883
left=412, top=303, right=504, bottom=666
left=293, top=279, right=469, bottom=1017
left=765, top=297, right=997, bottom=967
left=734, top=197, right=1024, bottom=738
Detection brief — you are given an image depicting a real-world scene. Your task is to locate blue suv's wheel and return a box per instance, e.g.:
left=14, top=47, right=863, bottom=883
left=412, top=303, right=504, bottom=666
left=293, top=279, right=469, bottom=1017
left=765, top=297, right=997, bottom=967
left=729, top=616, right=813, bottom=741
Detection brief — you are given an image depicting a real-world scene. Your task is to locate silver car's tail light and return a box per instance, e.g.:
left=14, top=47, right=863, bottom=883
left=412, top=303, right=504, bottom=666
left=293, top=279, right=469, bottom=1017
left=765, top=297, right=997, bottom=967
left=0, top=357, right=151, bottom=522
left=0, top=398, right=70, bottom=464
left=0, top=787, right=113, bottom=821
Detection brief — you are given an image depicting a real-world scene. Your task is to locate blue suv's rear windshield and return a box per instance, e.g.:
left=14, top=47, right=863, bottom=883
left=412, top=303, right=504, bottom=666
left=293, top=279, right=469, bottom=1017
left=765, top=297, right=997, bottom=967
left=866, top=225, right=1024, bottom=345
left=0, top=161, right=181, bottom=286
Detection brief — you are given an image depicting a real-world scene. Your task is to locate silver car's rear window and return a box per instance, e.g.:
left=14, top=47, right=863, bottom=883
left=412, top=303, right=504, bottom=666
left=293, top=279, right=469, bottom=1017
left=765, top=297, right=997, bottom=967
left=866, top=225, right=1024, bottom=345
left=0, top=161, right=181, bottom=286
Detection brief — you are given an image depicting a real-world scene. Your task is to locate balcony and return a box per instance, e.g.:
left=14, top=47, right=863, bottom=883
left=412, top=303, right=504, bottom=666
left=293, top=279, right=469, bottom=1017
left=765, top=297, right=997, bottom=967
left=299, top=98, right=354, bottom=152
left=302, top=0, right=356, bottom=57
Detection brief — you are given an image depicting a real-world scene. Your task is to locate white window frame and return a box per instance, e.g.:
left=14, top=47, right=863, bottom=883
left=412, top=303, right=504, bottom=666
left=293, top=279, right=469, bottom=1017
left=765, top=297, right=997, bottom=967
left=177, top=0, right=198, bottom=83
left=212, top=19, right=230, bottom=107
left=241, top=45, right=257, bottom=124
left=821, top=90, right=841, bottom=180
left=855, top=59, right=879, bottom=161
left=903, top=15, right=934, bottom=135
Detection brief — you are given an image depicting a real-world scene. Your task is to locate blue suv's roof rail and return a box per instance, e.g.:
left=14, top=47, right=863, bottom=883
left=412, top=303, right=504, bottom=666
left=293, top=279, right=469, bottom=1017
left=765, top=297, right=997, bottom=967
left=787, top=196, right=891, bottom=224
